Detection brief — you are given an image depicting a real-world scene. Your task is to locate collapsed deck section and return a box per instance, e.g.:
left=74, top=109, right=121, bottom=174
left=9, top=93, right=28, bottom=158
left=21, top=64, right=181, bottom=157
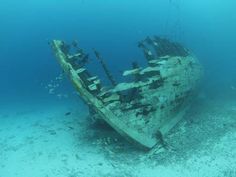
left=51, top=37, right=202, bottom=149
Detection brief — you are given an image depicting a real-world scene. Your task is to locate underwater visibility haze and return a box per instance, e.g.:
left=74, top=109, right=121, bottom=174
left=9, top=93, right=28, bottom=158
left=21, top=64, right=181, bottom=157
left=0, top=0, right=236, bottom=177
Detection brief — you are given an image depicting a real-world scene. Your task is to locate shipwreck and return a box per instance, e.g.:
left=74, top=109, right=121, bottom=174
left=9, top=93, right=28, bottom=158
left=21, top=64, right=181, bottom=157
left=51, top=36, right=203, bottom=149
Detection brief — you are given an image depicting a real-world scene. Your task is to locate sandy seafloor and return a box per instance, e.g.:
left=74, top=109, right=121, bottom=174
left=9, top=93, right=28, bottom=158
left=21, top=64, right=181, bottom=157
left=0, top=92, right=236, bottom=177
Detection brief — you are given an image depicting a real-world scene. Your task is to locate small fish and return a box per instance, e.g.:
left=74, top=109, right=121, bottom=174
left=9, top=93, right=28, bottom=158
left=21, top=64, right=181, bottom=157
left=68, top=126, right=74, bottom=130
left=65, top=112, right=71, bottom=116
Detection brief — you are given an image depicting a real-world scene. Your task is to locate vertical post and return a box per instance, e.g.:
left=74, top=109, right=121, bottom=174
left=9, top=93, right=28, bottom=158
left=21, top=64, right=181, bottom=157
left=93, top=49, right=117, bottom=87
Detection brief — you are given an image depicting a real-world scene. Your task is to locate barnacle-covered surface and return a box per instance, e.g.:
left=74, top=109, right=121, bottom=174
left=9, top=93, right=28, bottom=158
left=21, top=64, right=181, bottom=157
left=51, top=36, right=203, bottom=149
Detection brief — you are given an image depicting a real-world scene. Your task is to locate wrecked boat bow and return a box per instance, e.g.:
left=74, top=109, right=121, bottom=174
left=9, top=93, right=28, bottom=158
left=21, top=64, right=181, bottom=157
left=51, top=36, right=203, bottom=149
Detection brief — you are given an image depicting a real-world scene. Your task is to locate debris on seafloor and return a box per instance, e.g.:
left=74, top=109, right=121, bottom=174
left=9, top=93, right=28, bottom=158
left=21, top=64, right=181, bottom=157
left=51, top=36, right=203, bottom=150
left=65, top=112, right=71, bottom=116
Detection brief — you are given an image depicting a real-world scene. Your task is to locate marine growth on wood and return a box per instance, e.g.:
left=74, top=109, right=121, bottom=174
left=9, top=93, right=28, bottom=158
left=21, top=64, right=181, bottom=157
left=51, top=36, right=203, bottom=149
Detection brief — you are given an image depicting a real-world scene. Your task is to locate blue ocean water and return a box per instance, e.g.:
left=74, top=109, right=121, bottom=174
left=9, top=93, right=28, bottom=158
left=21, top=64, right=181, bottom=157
left=1, top=0, right=235, bottom=104
left=0, top=0, right=236, bottom=176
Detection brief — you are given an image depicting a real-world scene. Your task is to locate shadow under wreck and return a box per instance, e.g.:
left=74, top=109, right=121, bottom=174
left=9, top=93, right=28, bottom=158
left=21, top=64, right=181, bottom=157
left=50, top=36, right=203, bottom=150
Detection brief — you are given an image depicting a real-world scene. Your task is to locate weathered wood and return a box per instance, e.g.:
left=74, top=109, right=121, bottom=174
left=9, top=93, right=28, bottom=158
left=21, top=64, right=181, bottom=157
left=51, top=39, right=203, bottom=150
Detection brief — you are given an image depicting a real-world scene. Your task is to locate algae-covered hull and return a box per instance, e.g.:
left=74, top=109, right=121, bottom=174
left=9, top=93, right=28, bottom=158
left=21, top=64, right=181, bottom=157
left=51, top=37, right=202, bottom=149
